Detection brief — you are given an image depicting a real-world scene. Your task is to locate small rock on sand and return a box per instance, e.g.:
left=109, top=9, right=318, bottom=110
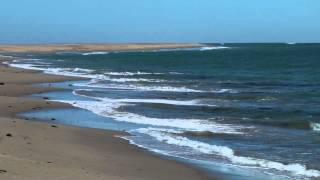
left=0, top=169, right=7, bottom=173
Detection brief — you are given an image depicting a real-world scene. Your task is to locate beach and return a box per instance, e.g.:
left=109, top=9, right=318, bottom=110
left=0, top=49, right=212, bottom=180
left=1, top=0, right=318, bottom=178
left=0, top=43, right=202, bottom=53
left=1, top=43, right=320, bottom=180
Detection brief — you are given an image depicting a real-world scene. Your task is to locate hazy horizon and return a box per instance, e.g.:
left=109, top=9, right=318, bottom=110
left=1, top=0, right=319, bottom=43
left=1, top=42, right=320, bottom=45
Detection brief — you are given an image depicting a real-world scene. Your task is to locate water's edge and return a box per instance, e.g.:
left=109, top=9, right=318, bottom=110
left=4, top=44, right=320, bottom=180
left=19, top=82, right=224, bottom=180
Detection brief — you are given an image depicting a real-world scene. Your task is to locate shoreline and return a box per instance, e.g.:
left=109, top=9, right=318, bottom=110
left=0, top=54, right=214, bottom=179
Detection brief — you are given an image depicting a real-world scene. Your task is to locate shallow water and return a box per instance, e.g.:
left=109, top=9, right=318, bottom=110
left=8, top=44, right=320, bottom=179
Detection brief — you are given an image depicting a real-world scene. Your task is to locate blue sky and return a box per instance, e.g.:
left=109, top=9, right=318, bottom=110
left=0, top=0, right=319, bottom=43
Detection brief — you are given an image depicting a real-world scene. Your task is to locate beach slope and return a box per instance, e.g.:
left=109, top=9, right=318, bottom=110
left=0, top=56, right=211, bottom=180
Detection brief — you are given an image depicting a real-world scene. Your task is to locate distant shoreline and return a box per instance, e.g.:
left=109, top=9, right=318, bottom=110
left=0, top=43, right=203, bottom=53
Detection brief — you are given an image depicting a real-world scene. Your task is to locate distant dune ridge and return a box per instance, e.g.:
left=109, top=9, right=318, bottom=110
left=0, top=43, right=203, bottom=53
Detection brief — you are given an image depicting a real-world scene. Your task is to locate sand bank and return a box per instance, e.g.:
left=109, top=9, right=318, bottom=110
left=0, top=43, right=202, bottom=53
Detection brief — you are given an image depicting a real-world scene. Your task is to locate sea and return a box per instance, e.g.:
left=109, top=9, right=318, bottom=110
left=4, top=43, right=320, bottom=180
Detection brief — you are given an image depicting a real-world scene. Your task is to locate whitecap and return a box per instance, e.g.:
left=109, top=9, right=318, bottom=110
left=104, top=71, right=164, bottom=76
left=8, top=63, right=44, bottom=71
left=82, top=51, right=109, bottom=56
left=212, top=89, right=238, bottom=93
left=200, top=46, right=230, bottom=51
left=0, top=55, right=14, bottom=58
left=311, top=123, right=320, bottom=132
left=7, top=62, right=169, bottom=84
left=76, top=82, right=206, bottom=93
left=7, top=62, right=100, bottom=79
left=169, top=72, right=184, bottom=75
left=73, top=68, right=95, bottom=73
left=105, top=78, right=165, bottom=83
left=77, top=82, right=237, bottom=93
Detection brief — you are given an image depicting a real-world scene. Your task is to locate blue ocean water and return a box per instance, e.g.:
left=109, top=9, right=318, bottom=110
left=6, top=44, right=320, bottom=179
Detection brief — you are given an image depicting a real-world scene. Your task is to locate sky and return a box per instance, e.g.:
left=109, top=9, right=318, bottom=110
left=0, top=0, right=319, bottom=43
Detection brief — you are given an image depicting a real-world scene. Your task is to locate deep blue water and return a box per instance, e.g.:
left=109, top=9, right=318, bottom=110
left=7, top=44, right=320, bottom=179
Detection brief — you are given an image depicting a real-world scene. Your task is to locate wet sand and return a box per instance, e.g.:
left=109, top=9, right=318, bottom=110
left=0, top=55, right=213, bottom=180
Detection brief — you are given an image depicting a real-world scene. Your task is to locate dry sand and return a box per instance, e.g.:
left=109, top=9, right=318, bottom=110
left=0, top=53, right=214, bottom=180
left=0, top=43, right=202, bottom=53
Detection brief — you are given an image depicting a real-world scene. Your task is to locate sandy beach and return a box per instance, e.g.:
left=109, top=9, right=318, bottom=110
left=0, top=51, right=212, bottom=180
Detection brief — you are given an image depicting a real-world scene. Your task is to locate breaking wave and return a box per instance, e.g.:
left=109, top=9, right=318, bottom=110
left=104, top=71, right=164, bottom=76
left=311, top=123, right=320, bottom=132
left=200, top=46, right=230, bottom=51
left=7, top=61, right=237, bottom=93
left=73, top=89, right=216, bottom=107
left=82, top=51, right=109, bottom=56
left=76, top=80, right=237, bottom=93
left=7, top=62, right=167, bottom=83
left=136, top=127, right=320, bottom=178
left=56, top=97, right=243, bottom=134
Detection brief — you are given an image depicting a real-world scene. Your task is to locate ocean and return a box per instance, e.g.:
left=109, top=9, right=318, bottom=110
left=6, top=44, right=320, bottom=179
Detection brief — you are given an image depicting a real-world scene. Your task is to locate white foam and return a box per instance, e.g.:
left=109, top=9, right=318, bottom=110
left=8, top=63, right=44, bottom=71
left=104, top=71, right=164, bottom=76
left=8, top=60, right=238, bottom=94
left=77, top=82, right=206, bottom=92
left=200, top=46, right=230, bottom=51
left=116, top=98, right=216, bottom=107
left=0, top=55, right=14, bottom=58
left=23, top=58, right=43, bottom=61
left=57, top=98, right=243, bottom=134
left=74, top=79, right=237, bottom=93
left=212, top=89, right=238, bottom=93
left=146, top=46, right=230, bottom=52
left=8, top=63, right=98, bottom=78
left=311, top=123, right=320, bottom=132
left=105, top=78, right=165, bottom=83
left=8, top=62, right=165, bottom=83
left=8, top=62, right=166, bottom=84
left=96, top=71, right=176, bottom=79
left=125, top=85, right=203, bottom=92
left=168, top=72, right=184, bottom=75
left=8, top=59, right=230, bottom=94
left=108, top=46, right=230, bottom=53
left=135, top=48, right=200, bottom=52
left=82, top=52, right=109, bottom=56
left=73, top=90, right=216, bottom=107
left=11, top=59, right=51, bottom=65
left=136, top=128, right=320, bottom=178
left=73, top=68, right=95, bottom=73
